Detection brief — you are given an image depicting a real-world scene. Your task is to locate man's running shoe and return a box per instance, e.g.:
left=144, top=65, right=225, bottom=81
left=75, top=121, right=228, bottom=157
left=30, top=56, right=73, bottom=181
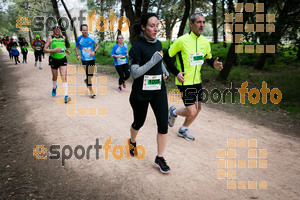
left=118, top=87, right=122, bottom=92
left=39, top=66, right=42, bottom=70
left=90, top=90, right=96, bottom=98
left=154, top=156, right=170, bottom=173
left=129, top=138, right=136, bottom=157
left=34, top=62, right=37, bottom=67
left=178, top=128, right=195, bottom=141
left=64, top=95, right=71, bottom=104
left=123, top=82, right=126, bottom=89
left=22, top=61, right=24, bottom=63
left=52, top=85, right=57, bottom=97
left=168, top=106, right=177, bottom=127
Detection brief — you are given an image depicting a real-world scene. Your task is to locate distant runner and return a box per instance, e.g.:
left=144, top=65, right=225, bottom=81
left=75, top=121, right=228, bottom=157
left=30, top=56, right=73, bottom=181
left=110, top=34, right=130, bottom=92
left=40, top=36, right=46, bottom=59
left=75, top=24, right=99, bottom=98
left=31, top=35, right=43, bottom=69
left=7, top=38, right=20, bottom=65
left=19, top=37, right=29, bottom=63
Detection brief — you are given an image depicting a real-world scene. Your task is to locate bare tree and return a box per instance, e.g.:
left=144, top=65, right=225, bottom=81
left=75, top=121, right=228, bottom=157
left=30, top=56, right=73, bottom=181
left=222, top=0, right=226, bottom=47
left=121, top=0, right=150, bottom=45
left=61, top=0, right=78, bottom=41
left=177, top=0, right=190, bottom=37
left=50, top=0, right=70, bottom=48
left=212, top=0, right=218, bottom=43
left=217, top=0, right=242, bottom=81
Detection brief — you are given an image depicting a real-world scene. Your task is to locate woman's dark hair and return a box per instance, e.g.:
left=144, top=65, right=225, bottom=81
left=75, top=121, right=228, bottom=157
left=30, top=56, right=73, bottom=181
left=130, top=13, right=158, bottom=45
left=116, top=34, right=123, bottom=43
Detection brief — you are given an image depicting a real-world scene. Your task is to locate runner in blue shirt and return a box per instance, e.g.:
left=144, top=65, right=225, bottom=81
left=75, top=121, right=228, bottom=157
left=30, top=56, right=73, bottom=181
left=110, top=34, right=130, bottom=92
left=75, top=24, right=99, bottom=98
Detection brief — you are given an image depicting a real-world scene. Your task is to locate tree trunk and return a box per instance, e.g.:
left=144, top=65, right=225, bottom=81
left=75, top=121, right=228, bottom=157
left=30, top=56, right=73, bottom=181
left=28, top=30, right=32, bottom=44
left=228, top=0, right=234, bottom=13
left=191, top=0, right=196, bottom=14
left=122, top=0, right=149, bottom=45
left=217, top=43, right=236, bottom=81
left=254, top=0, right=294, bottom=69
left=99, top=0, right=104, bottom=41
left=61, top=0, right=78, bottom=42
left=118, top=5, right=124, bottom=36
left=217, top=0, right=243, bottom=81
left=177, top=0, right=190, bottom=37
left=50, top=0, right=70, bottom=48
left=212, top=0, right=218, bottom=43
left=222, top=0, right=226, bottom=47
left=156, top=0, right=163, bottom=16
left=142, top=0, right=150, bottom=14
left=297, top=38, right=300, bottom=61
left=135, top=0, right=142, bottom=19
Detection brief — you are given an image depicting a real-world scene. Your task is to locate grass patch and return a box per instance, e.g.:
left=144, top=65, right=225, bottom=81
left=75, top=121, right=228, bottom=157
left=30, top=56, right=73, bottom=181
left=0, top=172, right=9, bottom=180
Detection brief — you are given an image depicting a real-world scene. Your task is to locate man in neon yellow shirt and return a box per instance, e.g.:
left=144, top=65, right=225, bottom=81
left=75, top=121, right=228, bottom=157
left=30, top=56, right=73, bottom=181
left=164, top=13, right=223, bottom=141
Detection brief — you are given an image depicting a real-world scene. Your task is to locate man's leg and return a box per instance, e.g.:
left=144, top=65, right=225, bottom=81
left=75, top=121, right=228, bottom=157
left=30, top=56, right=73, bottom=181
left=175, top=101, right=201, bottom=127
left=51, top=67, right=58, bottom=97
left=59, top=65, right=70, bottom=103
left=38, top=52, right=42, bottom=69
left=34, top=52, right=38, bottom=66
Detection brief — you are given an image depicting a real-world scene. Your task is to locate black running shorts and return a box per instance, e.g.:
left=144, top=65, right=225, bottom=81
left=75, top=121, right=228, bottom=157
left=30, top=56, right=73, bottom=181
left=49, top=56, right=67, bottom=69
left=177, top=84, right=203, bottom=106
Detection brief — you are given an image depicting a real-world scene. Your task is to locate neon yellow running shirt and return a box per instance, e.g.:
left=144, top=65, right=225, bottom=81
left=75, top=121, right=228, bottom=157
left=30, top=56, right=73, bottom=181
left=50, top=36, right=66, bottom=59
left=168, top=31, right=212, bottom=86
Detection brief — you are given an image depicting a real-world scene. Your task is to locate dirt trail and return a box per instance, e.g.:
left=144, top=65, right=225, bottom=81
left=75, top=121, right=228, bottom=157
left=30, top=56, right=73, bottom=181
left=0, top=47, right=299, bottom=200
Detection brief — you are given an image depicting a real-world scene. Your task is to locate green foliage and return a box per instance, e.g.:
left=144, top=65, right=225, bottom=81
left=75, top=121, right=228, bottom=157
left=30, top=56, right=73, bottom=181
left=0, top=172, right=9, bottom=180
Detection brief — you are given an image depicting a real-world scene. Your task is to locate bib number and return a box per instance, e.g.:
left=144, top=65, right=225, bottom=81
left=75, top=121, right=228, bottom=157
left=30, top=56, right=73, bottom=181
left=142, top=75, right=162, bottom=91
left=59, top=48, right=65, bottom=54
left=83, top=47, right=91, bottom=52
left=190, top=52, right=204, bottom=66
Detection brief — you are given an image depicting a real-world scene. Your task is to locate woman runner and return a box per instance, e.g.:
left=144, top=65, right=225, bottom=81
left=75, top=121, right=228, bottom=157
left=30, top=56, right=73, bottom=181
left=128, top=13, right=170, bottom=173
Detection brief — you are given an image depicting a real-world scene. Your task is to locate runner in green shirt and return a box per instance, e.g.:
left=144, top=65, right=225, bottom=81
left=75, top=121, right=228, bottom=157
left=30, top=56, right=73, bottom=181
left=44, top=25, right=71, bottom=103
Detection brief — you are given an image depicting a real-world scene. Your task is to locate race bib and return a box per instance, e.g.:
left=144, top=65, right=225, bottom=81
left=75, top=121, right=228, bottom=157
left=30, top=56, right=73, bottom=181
left=58, top=48, right=65, bottom=54
left=190, top=52, right=204, bottom=66
left=36, top=47, right=41, bottom=50
left=117, top=56, right=126, bottom=65
left=22, top=46, right=27, bottom=49
left=142, top=75, right=162, bottom=91
left=82, top=47, right=91, bottom=52
left=118, top=56, right=126, bottom=60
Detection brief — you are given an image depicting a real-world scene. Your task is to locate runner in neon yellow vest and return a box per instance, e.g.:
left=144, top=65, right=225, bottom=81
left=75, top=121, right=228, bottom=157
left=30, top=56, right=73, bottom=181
left=44, top=24, right=71, bottom=103
left=164, top=13, right=223, bottom=141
